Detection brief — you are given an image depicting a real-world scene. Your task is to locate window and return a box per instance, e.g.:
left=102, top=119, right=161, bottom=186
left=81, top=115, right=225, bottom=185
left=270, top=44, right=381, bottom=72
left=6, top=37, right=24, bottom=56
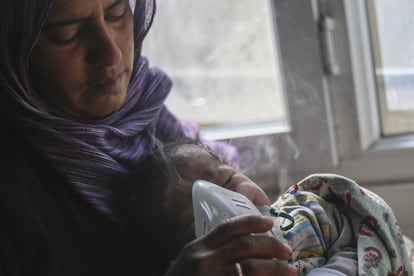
left=322, top=0, right=414, bottom=237
left=331, top=0, right=414, bottom=184
left=366, top=0, right=414, bottom=136
left=143, top=0, right=339, bottom=198
left=143, top=0, right=287, bottom=139
left=143, top=0, right=337, bottom=199
left=143, top=0, right=414, bottom=237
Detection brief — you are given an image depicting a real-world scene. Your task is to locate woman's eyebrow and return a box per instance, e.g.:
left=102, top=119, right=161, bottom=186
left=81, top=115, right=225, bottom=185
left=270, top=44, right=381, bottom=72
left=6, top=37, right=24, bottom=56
left=43, top=16, right=89, bottom=30
left=43, top=0, right=126, bottom=30
left=105, top=0, right=126, bottom=11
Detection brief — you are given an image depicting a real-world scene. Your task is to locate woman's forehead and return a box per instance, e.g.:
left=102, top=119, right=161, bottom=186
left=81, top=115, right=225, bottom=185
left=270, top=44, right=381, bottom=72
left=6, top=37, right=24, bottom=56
left=46, top=0, right=129, bottom=21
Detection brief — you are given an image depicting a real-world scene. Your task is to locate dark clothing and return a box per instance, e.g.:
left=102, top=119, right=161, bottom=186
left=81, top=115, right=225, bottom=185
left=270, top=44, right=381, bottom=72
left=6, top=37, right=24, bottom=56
left=0, top=128, right=168, bottom=276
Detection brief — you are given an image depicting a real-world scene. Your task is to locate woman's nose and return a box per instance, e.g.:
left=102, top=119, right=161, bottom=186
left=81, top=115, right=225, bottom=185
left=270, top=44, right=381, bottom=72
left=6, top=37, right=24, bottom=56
left=86, top=21, right=122, bottom=67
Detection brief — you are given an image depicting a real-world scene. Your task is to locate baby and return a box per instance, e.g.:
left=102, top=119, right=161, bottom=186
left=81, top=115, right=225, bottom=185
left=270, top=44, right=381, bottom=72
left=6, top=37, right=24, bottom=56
left=115, top=140, right=359, bottom=275
left=114, top=139, right=253, bottom=274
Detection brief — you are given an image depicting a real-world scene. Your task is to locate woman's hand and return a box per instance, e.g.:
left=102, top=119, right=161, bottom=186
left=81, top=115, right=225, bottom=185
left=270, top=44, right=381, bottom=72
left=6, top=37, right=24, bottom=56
left=171, top=142, right=271, bottom=207
left=221, top=169, right=271, bottom=206
left=164, top=215, right=298, bottom=276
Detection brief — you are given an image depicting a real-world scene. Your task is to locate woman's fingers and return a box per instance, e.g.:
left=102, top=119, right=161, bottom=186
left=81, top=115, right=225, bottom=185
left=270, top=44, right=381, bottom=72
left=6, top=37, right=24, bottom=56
left=202, top=215, right=293, bottom=260
left=209, top=230, right=293, bottom=263
left=206, top=259, right=297, bottom=276
left=224, top=171, right=271, bottom=206
left=203, top=163, right=270, bottom=206
left=202, top=214, right=273, bottom=246
left=166, top=215, right=296, bottom=276
left=167, top=257, right=297, bottom=276
left=236, top=258, right=298, bottom=276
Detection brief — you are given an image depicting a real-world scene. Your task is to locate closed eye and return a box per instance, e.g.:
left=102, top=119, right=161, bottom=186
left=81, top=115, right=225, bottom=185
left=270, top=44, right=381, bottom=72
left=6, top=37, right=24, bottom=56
left=105, top=10, right=127, bottom=22
left=105, top=0, right=128, bottom=22
left=44, top=25, right=84, bottom=45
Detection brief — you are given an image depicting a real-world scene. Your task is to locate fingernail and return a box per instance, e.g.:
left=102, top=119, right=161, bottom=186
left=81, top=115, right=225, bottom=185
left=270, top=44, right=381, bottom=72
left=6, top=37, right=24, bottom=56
left=284, top=244, right=293, bottom=255
left=262, top=216, right=273, bottom=227
left=289, top=264, right=298, bottom=274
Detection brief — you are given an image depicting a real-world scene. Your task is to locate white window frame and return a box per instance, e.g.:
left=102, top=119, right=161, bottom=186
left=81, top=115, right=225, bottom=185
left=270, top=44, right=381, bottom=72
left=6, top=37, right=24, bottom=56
left=146, top=0, right=414, bottom=235
left=317, top=0, right=414, bottom=237
left=207, top=0, right=414, bottom=235
left=202, top=0, right=339, bottom=198
left=141, top=0, right=339, bottom=196
left=334, top=0, right=414, bottom=184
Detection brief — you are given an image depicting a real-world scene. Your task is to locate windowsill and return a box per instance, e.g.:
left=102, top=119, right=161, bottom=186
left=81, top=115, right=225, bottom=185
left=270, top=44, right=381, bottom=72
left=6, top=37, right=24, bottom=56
left=200, top=121, right=290, bottom=141
left=370, top=133, right=414, bottom=152
left=335, top=133, right=414, bottom=185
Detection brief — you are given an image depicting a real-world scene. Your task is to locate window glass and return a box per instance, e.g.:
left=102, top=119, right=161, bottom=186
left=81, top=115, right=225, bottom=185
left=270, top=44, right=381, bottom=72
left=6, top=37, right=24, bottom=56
left=142, top=0, right=287, bottom=131
left=367, top=0, right=414, bottom=135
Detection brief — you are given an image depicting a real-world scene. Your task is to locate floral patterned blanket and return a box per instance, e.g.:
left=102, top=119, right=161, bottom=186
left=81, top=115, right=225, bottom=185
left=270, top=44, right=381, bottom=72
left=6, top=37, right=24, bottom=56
left=272, top=174, right=412, bottom=276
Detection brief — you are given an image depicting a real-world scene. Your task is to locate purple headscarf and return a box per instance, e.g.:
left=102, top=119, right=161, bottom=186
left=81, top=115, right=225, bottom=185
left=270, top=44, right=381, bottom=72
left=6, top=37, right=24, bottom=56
left=0, top=0, right=238, bottom=217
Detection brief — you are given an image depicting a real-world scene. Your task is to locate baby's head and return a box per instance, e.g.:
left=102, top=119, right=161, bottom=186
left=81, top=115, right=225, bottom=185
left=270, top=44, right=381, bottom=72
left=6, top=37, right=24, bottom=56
left=116, top=139, right=238, bottom=256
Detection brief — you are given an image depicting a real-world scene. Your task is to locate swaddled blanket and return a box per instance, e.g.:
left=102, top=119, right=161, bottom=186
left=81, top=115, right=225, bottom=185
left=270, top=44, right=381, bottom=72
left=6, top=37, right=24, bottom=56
left=272, top=173, right=412, bottom=276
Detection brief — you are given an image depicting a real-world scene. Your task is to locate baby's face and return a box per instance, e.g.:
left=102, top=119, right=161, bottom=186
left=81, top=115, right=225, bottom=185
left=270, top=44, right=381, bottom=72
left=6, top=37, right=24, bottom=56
left=173, top=144, right=237, bottom=186
left=157, top=144, right=238, bottom=252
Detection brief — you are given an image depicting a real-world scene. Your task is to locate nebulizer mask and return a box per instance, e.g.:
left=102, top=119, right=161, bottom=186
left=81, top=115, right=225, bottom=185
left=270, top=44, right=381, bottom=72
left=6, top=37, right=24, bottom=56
left=192, top=180, right=294, bottom=242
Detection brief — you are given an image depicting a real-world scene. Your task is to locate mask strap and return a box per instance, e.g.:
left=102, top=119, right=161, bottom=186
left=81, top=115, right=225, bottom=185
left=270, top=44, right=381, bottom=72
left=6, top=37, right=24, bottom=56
left=269, top=207, right=295, bottom=231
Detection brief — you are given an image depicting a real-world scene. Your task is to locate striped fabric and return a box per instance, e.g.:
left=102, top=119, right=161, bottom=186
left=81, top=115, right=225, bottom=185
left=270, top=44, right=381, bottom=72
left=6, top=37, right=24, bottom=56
left=0, top=0, right=238, bottom=218
left=273, top=174, right=412, bottom=275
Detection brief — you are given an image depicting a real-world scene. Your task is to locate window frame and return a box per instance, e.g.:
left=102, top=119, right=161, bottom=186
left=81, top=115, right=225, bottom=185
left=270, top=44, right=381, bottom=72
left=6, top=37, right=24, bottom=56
left=147, top=0, right=414, bottom=198
left=220, top=0, right=414, bottom=224
left=210, top=0, right=339, bottom=198
left=319, top=0, right=414, bottom=237
left=146, top=0, right=414, bottom=235
left=331, top=0, right=414, bottom=186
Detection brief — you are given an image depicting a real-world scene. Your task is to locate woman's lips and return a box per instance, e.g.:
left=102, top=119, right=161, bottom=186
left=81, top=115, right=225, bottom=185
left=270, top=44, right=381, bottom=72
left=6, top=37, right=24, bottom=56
left=89, top=71, right=125, bottom=94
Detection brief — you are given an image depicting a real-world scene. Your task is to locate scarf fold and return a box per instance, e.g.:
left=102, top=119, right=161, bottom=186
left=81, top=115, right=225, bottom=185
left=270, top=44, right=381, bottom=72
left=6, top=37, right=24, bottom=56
left=0, top=0, right=190, bottom=217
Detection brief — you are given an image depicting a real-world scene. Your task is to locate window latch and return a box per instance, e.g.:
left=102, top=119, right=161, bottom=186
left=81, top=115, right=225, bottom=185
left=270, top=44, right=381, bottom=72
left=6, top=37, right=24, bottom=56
left=319, top=16, right=340, bottom=76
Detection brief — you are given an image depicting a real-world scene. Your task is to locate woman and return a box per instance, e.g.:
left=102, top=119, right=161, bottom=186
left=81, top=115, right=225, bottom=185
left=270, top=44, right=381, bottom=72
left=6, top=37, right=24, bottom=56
left=0, top=0, right=294, bottom=275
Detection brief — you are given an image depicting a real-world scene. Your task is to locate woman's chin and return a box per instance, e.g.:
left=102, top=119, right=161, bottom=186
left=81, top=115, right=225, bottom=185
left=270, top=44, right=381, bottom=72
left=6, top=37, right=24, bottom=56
left=63, top=99, right=125, bottom=120
left=90, top=92, right=129, bottom=118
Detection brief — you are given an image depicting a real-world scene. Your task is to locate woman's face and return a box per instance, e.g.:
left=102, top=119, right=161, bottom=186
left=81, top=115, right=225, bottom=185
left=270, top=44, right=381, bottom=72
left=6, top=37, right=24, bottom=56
left=29, top=0, right=134, bottom=119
